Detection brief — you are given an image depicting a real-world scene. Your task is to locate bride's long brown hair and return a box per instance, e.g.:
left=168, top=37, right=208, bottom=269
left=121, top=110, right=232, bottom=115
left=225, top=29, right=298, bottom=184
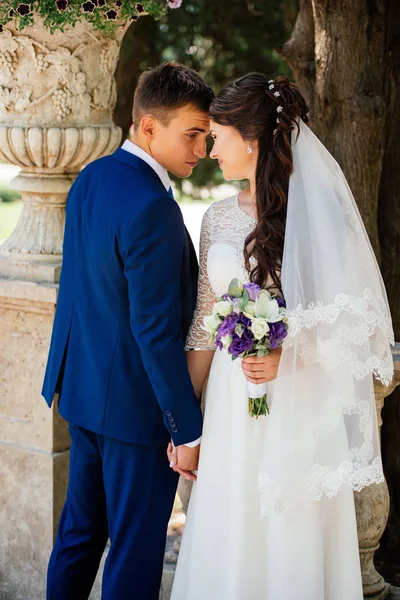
left=209, top=74, right=309, bottom=294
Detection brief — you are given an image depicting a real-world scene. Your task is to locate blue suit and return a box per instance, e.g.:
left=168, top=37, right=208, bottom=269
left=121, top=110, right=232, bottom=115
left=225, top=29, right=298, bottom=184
left=43, top=148, right=203, bottom=599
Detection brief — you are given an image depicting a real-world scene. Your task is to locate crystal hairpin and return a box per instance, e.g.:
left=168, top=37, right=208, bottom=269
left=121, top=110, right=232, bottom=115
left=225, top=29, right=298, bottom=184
left=273, top=129, right=278, bottom=135
left=277, top=106, right=283, bottom=113
left=269, top=84, right=274, bottom=90
left=274, top=91, right=280, bottom=97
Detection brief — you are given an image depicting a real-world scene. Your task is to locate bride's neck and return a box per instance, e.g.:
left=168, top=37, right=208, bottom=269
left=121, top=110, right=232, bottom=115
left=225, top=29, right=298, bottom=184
left=239, top=185, right=257, bottom=219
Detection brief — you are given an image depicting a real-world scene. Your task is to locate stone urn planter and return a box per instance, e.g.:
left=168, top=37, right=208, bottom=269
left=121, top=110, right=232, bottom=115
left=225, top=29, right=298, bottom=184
left=0, top=16, right=129, bottom=282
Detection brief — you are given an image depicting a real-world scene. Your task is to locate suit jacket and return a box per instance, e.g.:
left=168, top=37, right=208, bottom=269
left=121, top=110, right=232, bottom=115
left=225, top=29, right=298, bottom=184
left=42, top=148, right=203, bottom=447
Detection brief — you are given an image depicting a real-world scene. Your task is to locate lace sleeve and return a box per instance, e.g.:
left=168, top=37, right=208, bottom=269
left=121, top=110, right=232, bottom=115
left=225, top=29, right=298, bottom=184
left=185, top=206, right=217, bottom=351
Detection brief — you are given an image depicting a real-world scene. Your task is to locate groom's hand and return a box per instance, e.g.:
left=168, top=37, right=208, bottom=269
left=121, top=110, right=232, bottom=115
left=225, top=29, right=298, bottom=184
left=242, top=347, right=282, bottom=384
left=167, top=441, right=199, bottom=481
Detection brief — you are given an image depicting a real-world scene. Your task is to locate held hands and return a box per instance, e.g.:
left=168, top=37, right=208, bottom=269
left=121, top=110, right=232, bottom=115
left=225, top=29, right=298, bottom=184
left=167, top=441, right=199, bottom=482
left=242, top=347, right=282, bottom=384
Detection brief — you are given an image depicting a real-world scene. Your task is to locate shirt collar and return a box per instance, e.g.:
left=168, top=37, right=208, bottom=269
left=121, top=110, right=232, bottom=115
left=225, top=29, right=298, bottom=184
left=121, top=139, right=172, bottom=192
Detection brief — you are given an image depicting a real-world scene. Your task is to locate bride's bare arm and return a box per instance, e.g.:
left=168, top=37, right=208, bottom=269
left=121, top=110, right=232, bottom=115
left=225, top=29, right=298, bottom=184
left=186, top=349, right=215, bottom=399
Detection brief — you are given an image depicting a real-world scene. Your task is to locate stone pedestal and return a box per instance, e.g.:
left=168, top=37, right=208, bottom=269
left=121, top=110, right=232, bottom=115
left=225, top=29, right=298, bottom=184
left=0, top=279, right=70, bottom=599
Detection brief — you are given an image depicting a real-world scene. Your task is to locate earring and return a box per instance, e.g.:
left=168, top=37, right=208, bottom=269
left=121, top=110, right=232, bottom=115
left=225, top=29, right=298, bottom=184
left=247, top=143, right=253, bottom=154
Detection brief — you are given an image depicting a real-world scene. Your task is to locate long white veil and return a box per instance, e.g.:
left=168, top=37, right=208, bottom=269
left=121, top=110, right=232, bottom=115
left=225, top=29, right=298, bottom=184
left=259, top=119, right=394, bottom=514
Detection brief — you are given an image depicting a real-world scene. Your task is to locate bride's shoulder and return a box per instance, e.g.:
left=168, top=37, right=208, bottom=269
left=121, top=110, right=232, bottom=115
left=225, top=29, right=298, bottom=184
left=203, top=194, right=238, bottom=222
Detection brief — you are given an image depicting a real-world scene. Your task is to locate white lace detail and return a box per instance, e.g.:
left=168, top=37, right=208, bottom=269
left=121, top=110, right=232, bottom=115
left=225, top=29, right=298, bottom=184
left=286, top=289, right=394, bottom=385
left=185, top=194, right=256, bottom=350
left=259, top=456, right=384, bottom=514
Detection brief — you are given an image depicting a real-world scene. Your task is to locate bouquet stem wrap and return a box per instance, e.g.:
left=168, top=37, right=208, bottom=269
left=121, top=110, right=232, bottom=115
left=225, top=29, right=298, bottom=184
left=247, top=382, right=269, bottom=417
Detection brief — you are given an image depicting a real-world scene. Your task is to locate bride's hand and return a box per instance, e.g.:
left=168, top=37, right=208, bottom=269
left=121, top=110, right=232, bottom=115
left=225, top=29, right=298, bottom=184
left=242, top=347, right=282, bottom=384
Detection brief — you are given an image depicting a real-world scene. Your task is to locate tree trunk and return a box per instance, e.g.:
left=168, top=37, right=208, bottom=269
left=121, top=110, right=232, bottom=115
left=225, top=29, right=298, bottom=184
left=379, top=0, right=400, bottom=567
left=282, top=0, right=386, bottom=255
left=114, top=17, right=159, bottom=141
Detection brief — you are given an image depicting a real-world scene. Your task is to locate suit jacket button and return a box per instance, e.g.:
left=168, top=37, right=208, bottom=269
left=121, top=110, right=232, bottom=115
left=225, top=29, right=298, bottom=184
left=165, top=410, right=172, bottom=417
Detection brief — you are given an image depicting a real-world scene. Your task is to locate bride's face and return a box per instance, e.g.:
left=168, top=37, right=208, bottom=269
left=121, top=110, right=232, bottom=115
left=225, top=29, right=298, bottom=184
left=209, top=121, right=258, bottom=181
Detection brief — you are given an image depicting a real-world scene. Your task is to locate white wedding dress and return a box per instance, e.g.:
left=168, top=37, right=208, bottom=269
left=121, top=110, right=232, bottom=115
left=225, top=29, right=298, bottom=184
left=170, top=194, right=363, bottom=600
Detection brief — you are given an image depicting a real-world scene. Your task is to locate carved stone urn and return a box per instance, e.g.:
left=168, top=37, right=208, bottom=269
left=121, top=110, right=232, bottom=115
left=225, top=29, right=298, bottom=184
left=0, top=18, right=128, bottom=281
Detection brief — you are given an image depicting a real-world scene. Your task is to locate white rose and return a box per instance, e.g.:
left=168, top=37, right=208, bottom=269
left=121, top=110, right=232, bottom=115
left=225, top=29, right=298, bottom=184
left=251, top=317, right=270, bottom=340
left=213, top=300, right=233, bottom=318
left=203, top=314, right=222, bottom=337
left=244, top=301, right=256, bottom=317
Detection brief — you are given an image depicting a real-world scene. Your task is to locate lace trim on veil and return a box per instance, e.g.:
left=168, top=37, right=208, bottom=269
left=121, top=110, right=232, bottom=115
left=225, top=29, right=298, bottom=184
left=287, top=288, right=394, bottom=385
left=259, top=288, right=393, bottom=514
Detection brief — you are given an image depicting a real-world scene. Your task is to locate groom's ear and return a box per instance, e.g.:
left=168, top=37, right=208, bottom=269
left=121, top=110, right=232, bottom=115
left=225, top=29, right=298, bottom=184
left=140, top=115, right=158, bottom=141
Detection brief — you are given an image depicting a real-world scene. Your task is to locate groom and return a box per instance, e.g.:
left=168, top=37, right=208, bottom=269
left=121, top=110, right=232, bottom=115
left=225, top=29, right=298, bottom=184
left=42, top=62, right=214, bottom=600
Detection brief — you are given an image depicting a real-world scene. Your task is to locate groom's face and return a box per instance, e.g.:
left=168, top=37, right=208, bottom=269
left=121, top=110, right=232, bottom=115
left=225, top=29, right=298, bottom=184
left=149, top=105, right=210, bottom=178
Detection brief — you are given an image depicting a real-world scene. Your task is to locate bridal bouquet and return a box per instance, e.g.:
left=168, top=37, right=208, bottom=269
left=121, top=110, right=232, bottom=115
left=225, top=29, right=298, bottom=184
left=203, top=278, right=288, bottom=418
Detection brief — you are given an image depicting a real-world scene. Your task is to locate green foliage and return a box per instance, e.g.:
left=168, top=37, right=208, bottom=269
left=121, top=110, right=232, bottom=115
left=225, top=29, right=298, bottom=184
left=0, top=1, right=167, bottom=35
left=0, top=187, right=20, bottom=203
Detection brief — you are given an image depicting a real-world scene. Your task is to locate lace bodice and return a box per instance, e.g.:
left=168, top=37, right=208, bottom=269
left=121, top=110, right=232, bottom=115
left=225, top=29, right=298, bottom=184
left=185, top=194, right=257, bottom=351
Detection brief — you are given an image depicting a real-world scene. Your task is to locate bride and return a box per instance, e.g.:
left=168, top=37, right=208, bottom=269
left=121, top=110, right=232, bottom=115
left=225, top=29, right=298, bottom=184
left=168, top=74, right=394, bottom=600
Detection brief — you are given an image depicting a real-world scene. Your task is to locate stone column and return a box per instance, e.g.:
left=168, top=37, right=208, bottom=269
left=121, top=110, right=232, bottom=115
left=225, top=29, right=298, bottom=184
left=0, top=18, right=127, bottom=599
left=355, top=344, right=400, bottom=600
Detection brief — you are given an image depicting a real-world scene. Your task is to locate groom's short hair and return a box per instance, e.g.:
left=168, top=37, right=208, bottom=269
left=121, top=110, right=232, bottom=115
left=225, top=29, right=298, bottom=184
left=132, top=62, right=214, bottom=127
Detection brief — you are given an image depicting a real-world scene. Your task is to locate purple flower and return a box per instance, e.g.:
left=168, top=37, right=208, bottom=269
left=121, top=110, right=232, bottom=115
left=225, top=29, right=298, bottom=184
left=136, top=3, right=145, bottom=12
left=56, top=0, right=68, bottom=10
left=9, top=9, right=15, bottom=17
left=269, top=321, right=287, bottom=349
left=243, top=282, right=261, bottom=301
left=276, top=296, right=286, bottom=308
left=217, top=313, right=240, bottom=337
left=17, top=4, right=31, bottom=16
left=239, top=314, right=252, bottom=329
left=225, top=314, right=254, bottom=357
left=116, top=0, right=122, bottom=6
left=105, top=9, right=118, bottom=19
left=214, top=312, right=240, bottom=351
left=82, top=1, right=95, bottom=12
left=131, top=13, right=139, bottom=20
left=98, top=0, right=105, bottom=5
left=229, top=328, right=254, bottom=357
left=168, top=0, right=183, bottom=7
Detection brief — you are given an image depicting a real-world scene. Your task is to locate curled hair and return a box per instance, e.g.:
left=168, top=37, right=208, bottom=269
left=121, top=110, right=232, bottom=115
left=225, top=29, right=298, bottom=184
left=209, top=74, right=309, bottom=293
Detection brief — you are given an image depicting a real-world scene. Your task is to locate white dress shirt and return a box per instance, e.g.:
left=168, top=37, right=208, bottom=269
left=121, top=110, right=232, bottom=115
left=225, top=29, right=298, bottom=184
left=121, top=139, right=201, bottom=449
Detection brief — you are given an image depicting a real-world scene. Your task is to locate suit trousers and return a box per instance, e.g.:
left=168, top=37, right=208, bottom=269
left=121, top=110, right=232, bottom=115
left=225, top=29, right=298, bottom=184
left=47, top=423, right=178, bottom=600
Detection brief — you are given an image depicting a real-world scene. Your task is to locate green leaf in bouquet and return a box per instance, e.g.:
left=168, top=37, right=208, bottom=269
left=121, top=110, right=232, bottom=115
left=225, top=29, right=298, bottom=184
left=228, top=278, right=244, bottom=298
left=240, top=289, right=250, bottom=311
left=235, top=324, right=245, bottom=337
